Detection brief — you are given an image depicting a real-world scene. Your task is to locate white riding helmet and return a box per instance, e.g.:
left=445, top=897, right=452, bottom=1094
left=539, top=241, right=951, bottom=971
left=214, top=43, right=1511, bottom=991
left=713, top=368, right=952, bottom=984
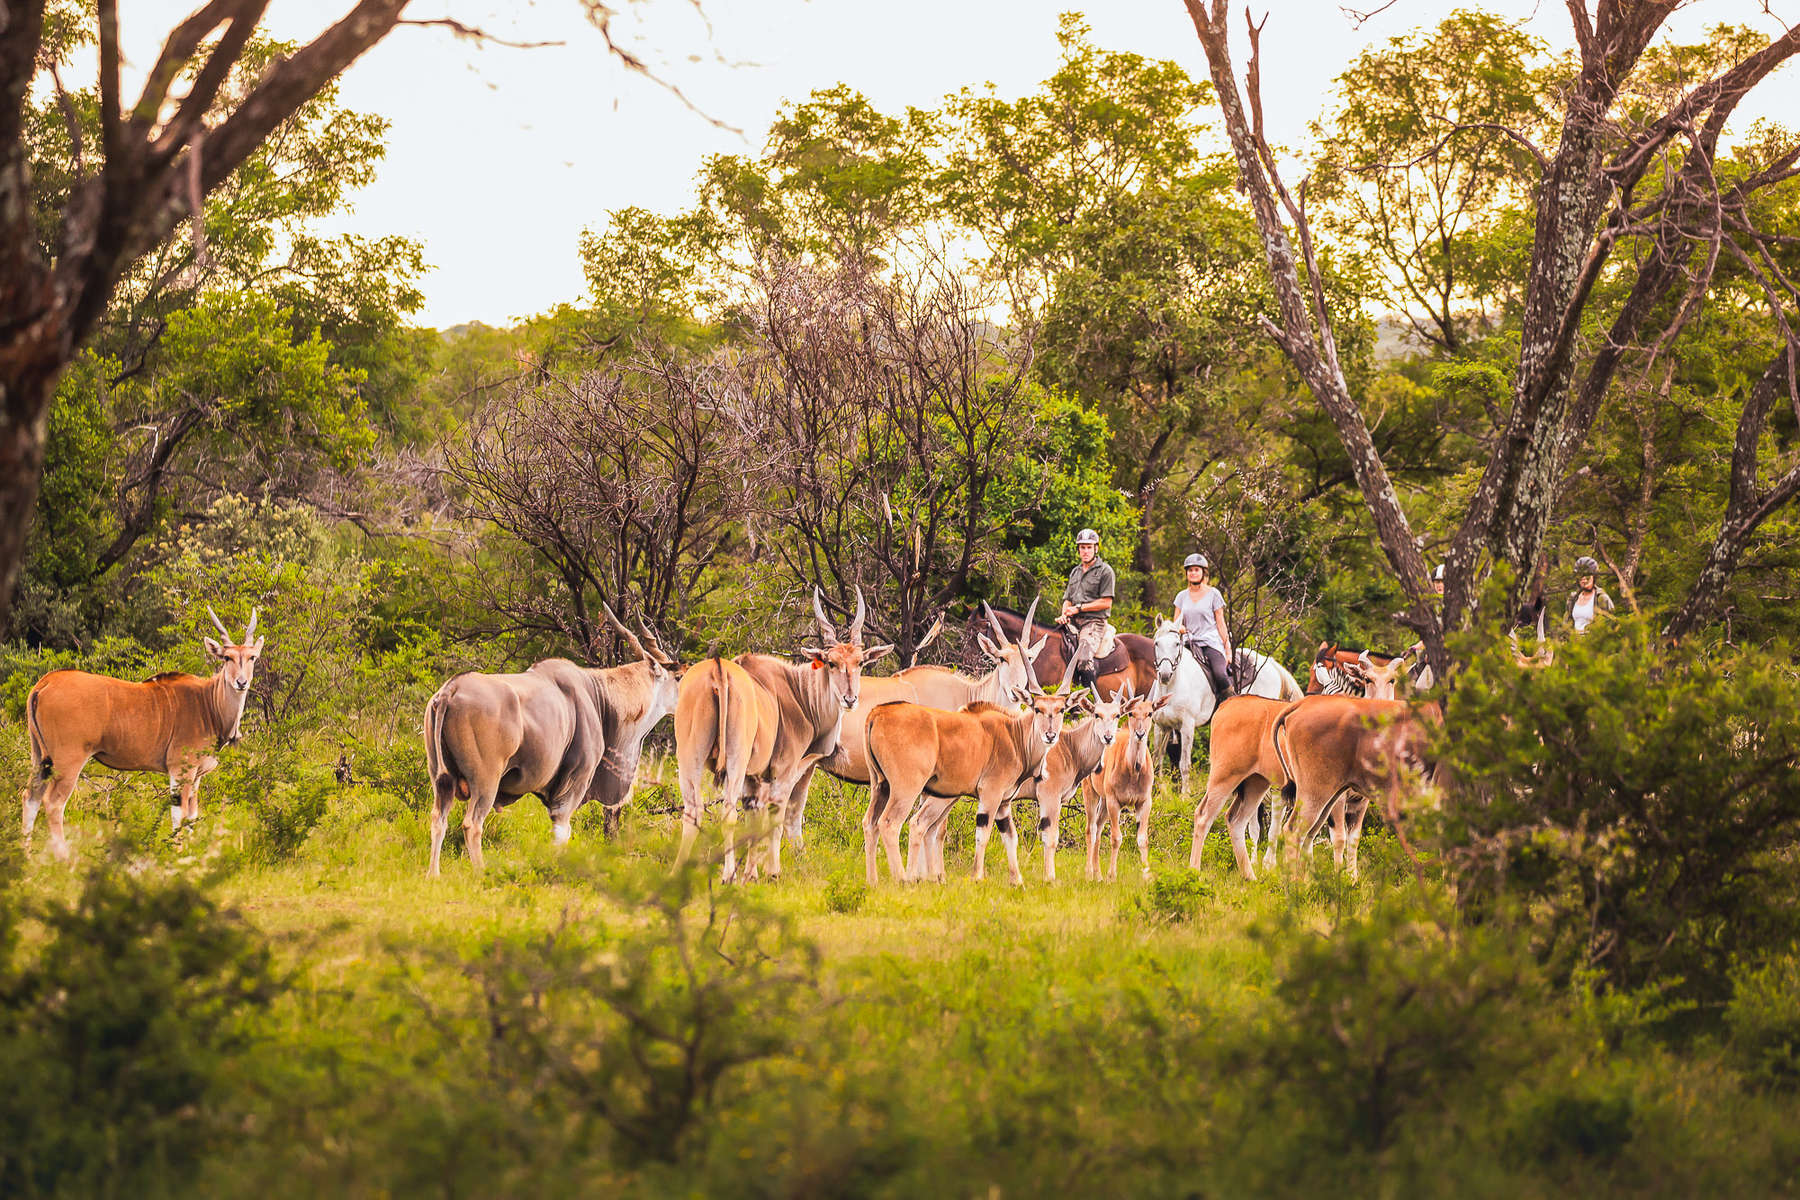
left=1183, top=553, right=1209, bottom=570
left=1431, top=563, right=1445, bottom=582
left=1075, top=528, right=1100, bottom=546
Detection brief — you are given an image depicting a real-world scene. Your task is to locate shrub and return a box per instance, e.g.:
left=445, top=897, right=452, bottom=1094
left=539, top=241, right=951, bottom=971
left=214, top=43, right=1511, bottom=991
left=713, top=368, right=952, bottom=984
left=1127, top=869, right=1212, bottom=924
left=824, top=867, right=869, bottom=914
left=418, top=856, right=822, bottom=1169
left=0, top=860, right=282, bottom=1198
left=1229, top=901, right=1549, bottom=1164
left=1725, top=950, right=1800, bottom=1090
left=1432, top=615, right=1800, bottom=1009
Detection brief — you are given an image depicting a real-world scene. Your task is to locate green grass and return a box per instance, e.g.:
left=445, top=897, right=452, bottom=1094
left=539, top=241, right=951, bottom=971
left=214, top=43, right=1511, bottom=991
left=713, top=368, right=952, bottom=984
left=6, top=751, right=1800, bottom=1197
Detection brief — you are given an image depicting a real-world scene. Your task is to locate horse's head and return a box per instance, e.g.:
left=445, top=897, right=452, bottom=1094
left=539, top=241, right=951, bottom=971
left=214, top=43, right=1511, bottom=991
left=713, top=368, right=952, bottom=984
left=1152, top=619, right=1185, bottom=686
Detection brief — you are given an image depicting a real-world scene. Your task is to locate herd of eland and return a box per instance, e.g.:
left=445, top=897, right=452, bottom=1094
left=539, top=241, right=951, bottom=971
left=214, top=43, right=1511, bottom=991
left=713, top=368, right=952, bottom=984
left=15, top=589, right=1503, bottom=885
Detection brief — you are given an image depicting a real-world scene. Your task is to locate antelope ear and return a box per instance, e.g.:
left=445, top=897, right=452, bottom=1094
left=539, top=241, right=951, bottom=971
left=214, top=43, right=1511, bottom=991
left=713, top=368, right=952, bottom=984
left=977, top=634, right=1002, bottom=661
left=1153, top=695, right=1172, bottom=711
left=249, top=637, right=265, bottom=655
left=863, top=643, right=895, bottom=666
left=203, top=637, right=225, bottom=659
left=1026, top=634, right=1048, bottom=662
left=1006, top=685, right=1031, bottom=707
left=1313, top=663, right=1332, bottom=687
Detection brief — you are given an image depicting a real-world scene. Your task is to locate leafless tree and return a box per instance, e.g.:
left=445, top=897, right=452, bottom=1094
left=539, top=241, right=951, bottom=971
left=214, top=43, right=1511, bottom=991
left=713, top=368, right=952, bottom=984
left=1182, top=1, right=1800, bottom=668
left=445, top=352, right=755, bottom=653
left=737, top=253, right=1049, bottom=660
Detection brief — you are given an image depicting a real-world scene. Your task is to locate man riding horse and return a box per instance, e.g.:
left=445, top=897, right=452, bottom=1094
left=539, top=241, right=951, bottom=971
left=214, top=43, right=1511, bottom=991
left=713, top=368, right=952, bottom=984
left=1056, top=528, right=1115, bottom=687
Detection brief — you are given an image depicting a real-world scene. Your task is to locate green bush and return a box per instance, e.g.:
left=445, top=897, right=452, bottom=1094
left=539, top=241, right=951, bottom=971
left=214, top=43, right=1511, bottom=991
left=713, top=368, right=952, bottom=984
left=0, top=860, right=282, bottom=1199
left=1128, top=868, right=1212, bottom=924
left=1725, top=950, right=1800, bottom=1090
left=1433, top=615, right=1800, bottom=1010
left=824, top=867, right=869, bottom=914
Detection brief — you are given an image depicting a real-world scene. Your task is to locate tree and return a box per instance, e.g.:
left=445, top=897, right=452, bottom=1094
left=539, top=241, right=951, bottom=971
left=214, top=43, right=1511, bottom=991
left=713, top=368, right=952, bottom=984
left=1182, top=2, right=1800, bottom=671
left=938, top=13, right=1208, bottom=307
left=445, top=352, right=753, bottom=652
left=1310, top=11, right=1551, bottom=354
left=0, top=0, right=701, bottom=626
left=740, top=255, right=1133, bottom=656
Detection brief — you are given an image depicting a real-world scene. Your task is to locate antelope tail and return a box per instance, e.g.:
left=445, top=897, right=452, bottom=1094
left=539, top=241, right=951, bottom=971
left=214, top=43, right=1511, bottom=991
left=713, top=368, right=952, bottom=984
left=26, top=686, right=50, bottom=776
left=714, top=658, right=730, bottom=772
left=428, top=694, right=466, bottom=805
left=1272, top=708, right=1298, bottom=805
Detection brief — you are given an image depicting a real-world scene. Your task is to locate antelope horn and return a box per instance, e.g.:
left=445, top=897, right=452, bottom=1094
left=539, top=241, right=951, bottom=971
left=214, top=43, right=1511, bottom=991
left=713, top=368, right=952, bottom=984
left=1054, top=643, right=1079, bottom=694
left=983, top=600, right=1009, bottom=645
left=244, top=607, right=259, bottom=642
left=1535, top=609, right=1547, bottom=657
left=600, top=601, right=651, bottom=662
left=911, top=611, right=946, bottom=665
left=636, top=617, right=676, bottom=665
left=1508, top=630, right=1524, bottom=661
left=1019, top=595, right=1039, bottom=643
left=1358, top=649, right=1373, bottom=668
left=812, top=587, right=839, bottom=645
left=206, top=605, right=232, bottom=641
left=849, top=585, right=867, bottom=645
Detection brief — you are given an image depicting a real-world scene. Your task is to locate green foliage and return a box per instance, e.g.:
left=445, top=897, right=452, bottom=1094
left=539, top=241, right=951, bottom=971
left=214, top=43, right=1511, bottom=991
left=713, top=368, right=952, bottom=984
left=1434, top=614, right=1800, bottom=1008
left=1126, top=868, right=1213, bottom=924
left=418, top=858, right=821, bottom=1169
left=939, top=13, right=1208, bottom=289
left=1232, top=902, right=1549, bottom=1163
left=1725, top=950, right=1800, bottom=1090
left=0, top=862, right=282, bottom=1199
left=823, top=866, right=869, bottom=914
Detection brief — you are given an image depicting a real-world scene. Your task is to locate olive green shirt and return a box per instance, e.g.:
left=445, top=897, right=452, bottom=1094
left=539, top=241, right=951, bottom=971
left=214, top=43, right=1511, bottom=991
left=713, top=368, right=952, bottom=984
left=1062, top=558, right=1116, bottom=617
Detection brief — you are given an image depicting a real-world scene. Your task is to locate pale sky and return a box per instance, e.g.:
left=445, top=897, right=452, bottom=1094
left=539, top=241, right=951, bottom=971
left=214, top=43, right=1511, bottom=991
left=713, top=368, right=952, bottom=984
left=118, top=1, right=1800, bottom=327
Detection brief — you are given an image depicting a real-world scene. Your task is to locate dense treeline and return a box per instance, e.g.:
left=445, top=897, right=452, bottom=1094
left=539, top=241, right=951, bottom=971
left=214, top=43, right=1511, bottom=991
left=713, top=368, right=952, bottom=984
left=4, top=5, right=1800, bottom=1196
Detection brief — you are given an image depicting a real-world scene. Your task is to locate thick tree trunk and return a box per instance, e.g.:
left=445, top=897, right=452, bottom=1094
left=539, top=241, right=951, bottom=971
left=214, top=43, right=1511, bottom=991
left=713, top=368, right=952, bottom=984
left=1667, top=352, right=1800, bottom=639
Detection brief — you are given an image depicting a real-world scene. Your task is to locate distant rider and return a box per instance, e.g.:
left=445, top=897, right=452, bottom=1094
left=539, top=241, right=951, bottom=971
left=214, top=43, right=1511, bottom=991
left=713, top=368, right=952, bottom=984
left=1057, top=528, right=1115, bottom=687
left=1173, top=552, right=1233, bottom=699
left=1567, top=556, right=1615, bottom=633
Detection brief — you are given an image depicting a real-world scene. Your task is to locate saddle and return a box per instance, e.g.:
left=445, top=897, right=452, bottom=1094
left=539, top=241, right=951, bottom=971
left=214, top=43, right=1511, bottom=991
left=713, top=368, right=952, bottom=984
left=1231, top=648, right=1257, bottom=691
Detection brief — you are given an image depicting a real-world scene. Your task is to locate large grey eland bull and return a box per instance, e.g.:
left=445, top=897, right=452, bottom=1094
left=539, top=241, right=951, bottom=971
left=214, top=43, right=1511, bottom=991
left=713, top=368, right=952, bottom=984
left=781, top=600, right=1045, bottom=852
left=864, top=627, right=1079, bottom=886
left=675, top=587, right=892, bottom=881
left=423, top=604, right=679, bottom=876
left=22, top=606, right=264, bottom=859
left=1271, top=695, right=1442, bottom=881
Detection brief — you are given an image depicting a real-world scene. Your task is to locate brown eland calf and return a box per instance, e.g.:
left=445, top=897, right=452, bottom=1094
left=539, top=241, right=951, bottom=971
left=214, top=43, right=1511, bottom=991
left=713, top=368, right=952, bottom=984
left=22, top=607, right=263, bottom=859
left=780, top=601, right=1043, bottom=852
left=1086, top=686, right=1167, bottom=881
left=863, top=661, right=1076, bottom=885
left=1271, top=695, right=1441, bottom=881
left=424, top=604, right=680, bottom=875
left=1004, top=685, right=1127, bottom=883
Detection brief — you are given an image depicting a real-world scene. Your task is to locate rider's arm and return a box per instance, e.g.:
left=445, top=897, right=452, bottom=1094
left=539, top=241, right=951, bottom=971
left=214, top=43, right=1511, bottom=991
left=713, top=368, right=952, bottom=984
left=1213, top=602, right=1231, bottom=658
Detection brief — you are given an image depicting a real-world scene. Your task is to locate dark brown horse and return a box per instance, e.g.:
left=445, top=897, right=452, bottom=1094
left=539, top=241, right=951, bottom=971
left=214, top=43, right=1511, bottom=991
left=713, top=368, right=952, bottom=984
left=966, top=606, right=1157, bottom=701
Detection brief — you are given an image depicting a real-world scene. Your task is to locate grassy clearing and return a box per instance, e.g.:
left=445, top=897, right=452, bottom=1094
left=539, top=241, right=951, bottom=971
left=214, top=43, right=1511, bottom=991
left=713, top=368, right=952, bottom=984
left=5, top=748, right=1800, bottom=1198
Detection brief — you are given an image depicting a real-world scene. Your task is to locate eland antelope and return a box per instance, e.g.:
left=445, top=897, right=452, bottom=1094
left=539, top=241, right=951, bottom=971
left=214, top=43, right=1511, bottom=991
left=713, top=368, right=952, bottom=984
left=22, top=606, right=264, bottom=859
left=424, top=603, right=679, bottom=875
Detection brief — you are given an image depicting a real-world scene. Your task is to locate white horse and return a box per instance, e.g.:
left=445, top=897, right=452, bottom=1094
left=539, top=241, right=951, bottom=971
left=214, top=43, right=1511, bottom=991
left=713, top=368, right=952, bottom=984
left=1149, top=619, right=1304, bottom=798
